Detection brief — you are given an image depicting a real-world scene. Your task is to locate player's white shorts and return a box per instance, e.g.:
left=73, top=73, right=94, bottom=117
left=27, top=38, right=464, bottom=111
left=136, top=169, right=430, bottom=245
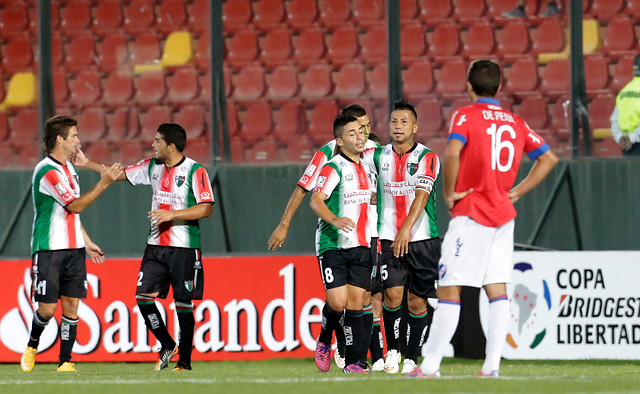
left=438, top=216, right=514, bottom=288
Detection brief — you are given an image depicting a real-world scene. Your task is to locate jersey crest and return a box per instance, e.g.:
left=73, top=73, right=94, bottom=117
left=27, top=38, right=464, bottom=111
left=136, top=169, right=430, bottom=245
left=175, top=175, right=185, bottom=187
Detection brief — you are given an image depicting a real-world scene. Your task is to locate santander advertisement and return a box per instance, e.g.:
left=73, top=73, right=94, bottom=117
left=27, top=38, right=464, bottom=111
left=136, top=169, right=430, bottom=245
left=0, top=256, right=325, bottom=362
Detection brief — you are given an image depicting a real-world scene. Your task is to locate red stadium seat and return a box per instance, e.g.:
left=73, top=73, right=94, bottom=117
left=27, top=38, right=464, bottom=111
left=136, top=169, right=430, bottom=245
left=92, top=0, right=123, bottom=36
left=130, top=32, right=161, bottom=66
left=531, top=19, right=565, bottom=55
left=261, top=29, right=293, bottom=68
left=273, top=100, right=304, bottom=141
left=112, top=139, right=145, bottom=163
left=352, top=0, right=384, bottom=27
left=496, top=20, right=530, bottom=61
left=627, top=0, right=640, bottom=18
left=294, top=28, right=325, bottom=67
left=612, top=55, right=635, bottom=92
left=267, top=65, right=299, bottom=100
left=188, top=0, right=210, bottom=33
left=367, top=63, right=388, bottom=101
left=453, top=0, right=486, bottom=26
left=226, top=29, right=259, bottom=68
left=0, top=3, right=29, bottom=37
left=463, top=22, right=496, bottom=59
left=584, top=55, right=610, bottom=95
left=400, top=0, right=419, bottom=21
left=424, top=137, right=448, bottom=158
left=246, top=137, right=279, bottom=163
left=226, top=101, right=239, bottom=136
left=1, top=35, right=33, bottom=74
left=51, top=34, right=64, bottom=67
left=255, top=0, right=285, bottom=32
left=232, top=66, right=266, bottom=101
left=223, top=0, right=252, bottom=32
left=98, top=32, right=128, bottom=73
left=70, top=69, right=101, bottom=106
left=436, top=59, right=467, bottom=100
left=134, top=70, right=167, bottom=105
left=108, top=107, right=138, bottom=141
left=590, top=0, right=624, bottom=23
left=240, top=101, right=273, bottom=144
left=540, top=59, right=570, bottom=98
left=12, top=142, right=41, bottom=168
left=198, top=71, right=212, bottom=101
left=283, top=137, right=314, bottom=162
left=301, top=63, right=333, bottom=99
left=0, top=112, right=7, bottom=143
left=228, top=137, right=245, bottom=163
left=550, top=96, right=571, bottom=135
left=53, top=69, right=69, bottom=106
left=415, top=97, right=444, bottom=136
left=65, top=34, right=96, bottom=73
left=287, top=0, right=317, bottom=31
left=83, top=141, right=112, bottom=163
left=185, top=137, right=211, bottom=164
left=487, top=0, right=518, bottom=17
left=592, top=138, right=621, bottom=157
left=400, top=23, right=426, bottom=66
left=327, top=26, right=359, bottom=66
left=194, top=33, right=210, bottom=71
left=10, top=108, right=39, bottom=142
left=403, top=60, right=434, bottom=100
left=602, top=17, right=636, bottom=59
left=78, top=107, right=107, bottom=142
left=429, top=23, right=461, bottom=64
left=104, top=70, right=134, bottom=107
left=175, top=104, right=206, bottom=139
left=307, top=100, right=339, bottom=145
left=60, top=0, right=91, bottom=36
left=503, top=58, right=539, bottom=96
left=516, top=95, right=548, bottom=130
left=156, top=0, right=186, bottom=34
left=319, top=0, right=351, bottom=29
left=360, top=25, right=387, bottom=67
left=124, top=0, right=156, bottom=33
left=588, top=93, right=616, bottom=129
left=419, top=0, right=452, bottom=26
left=167, top=67, right=199, bottom=103
left=140, top=106, right=172, bottom=138
left=334, top=63, right=366, bottom=98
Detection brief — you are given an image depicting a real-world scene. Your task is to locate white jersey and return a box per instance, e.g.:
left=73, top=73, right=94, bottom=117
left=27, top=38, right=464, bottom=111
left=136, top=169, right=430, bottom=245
left=125, top=156, right=214, bottom=248
left=313, top=152, right=372, bottom=256
left=31, top=156, right=85, bottom=254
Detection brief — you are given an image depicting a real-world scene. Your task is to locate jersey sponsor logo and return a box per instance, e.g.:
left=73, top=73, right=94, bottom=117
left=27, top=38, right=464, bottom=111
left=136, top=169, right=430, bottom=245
left=407, top=162, right=419, bottom=176
left=456, top=114, right=467, bottom=126
left=304, top=164, right=317, bottom=176
left=54, top=183, right=67, bottom=196
left=528, top=132, right=541, bottom=144
left=300, top=175, right=310, bottom=184
left=344, top=173, right=354, bottom=182
left=200, top=192, right=211, bottom=200
left=151, top=173, right=159, bottom=181
left=381, top=163, right=389, bottom=171
left=316, top=176, right=327, bottom=188
left=175, top=175, right=185, bottom=187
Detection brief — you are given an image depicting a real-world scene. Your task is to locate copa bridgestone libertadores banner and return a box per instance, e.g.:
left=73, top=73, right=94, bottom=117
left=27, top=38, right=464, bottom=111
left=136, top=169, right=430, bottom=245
left=0, top=256, right=326, bottom=362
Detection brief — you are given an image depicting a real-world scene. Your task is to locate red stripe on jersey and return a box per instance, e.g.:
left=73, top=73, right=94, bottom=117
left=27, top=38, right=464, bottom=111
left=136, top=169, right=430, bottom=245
left=393, top=154, right=408, bottom=234
left=355, top=162, right=369, bottom=246
left=158, top=165, right=175, bottom=246
left=297, top=151, right=328, bottom=191
left=193, top=167, right=214, bottom=203
left=60, top=164, right=77, bottom=248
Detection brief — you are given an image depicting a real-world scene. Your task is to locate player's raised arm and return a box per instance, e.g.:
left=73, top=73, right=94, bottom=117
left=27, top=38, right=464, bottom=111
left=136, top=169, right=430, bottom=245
left=72, top=146, right=128, bottom=181
left=66, top=163, right=124, bottom=213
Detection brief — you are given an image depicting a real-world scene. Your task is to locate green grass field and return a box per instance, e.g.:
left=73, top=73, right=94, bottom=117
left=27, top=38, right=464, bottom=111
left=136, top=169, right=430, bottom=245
left=1, top=358, right=639, bottom=393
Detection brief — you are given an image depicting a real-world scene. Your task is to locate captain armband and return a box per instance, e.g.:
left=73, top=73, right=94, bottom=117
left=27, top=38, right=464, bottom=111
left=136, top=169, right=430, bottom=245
left=416, top=177, right=434, bottom=193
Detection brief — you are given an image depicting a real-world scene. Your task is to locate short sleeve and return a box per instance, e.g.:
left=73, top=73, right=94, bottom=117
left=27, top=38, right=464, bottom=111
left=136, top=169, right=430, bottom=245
left=40, top=169, right=76, bottom=206
left=313, top=165, right=340, bottom=198
left=192, top=166, right=215, bottom=204
left=125, top=158, right=152, bottom=186
left=416, top=151, right=440, bottom=193
left=448, top=109, right=469, bottom=145
left=298, top=150, right=331, bottom=191
left=521, top=121, right=550, bottom=160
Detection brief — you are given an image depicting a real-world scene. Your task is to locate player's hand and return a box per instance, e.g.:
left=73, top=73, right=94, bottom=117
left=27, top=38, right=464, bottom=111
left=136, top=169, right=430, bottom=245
left=508, top=188, right=522, bottom=204
left=72, top=145, right=89, bottom=167
left=149, top=208, right=175, bottom=226
left=445, top=188, right=474, bottom=210
left=331, top=217, right=355, bottom=233
left=619, top=136, right=632, bottom=151
left=85, top=241, right=105, bottom=264
left=268, top=223, right=288, bottom=251
left=391, top=227, right=411, bottom=258
left=101, top=163, right=123, bottom=185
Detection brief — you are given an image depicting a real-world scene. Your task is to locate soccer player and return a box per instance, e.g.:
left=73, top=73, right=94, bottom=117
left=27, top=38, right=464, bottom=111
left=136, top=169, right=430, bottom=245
left=21, top=115, right=123, bottom=372
left=311, top=114, right=373, bottom=374
left=362, top=100, right=441, bottom=374
left=75, top=123, right=214, bottom=371
left=408, top=60, right=558, bottom=378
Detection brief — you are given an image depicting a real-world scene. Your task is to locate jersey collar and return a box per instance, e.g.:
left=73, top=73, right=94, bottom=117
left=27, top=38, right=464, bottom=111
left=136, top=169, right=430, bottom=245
left=47, top=155, right=64, bottom=166
left=392, top=142, right=417, bottom=158
left=163, top=155, right=186, bottom=168
left=339, top=151, right=358, bottom=164
left=476, top=98, right=501, bottom=106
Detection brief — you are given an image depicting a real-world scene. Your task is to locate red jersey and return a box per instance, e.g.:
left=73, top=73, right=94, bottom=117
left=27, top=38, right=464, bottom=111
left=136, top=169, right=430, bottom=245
left=448, top=98, right=550, bottom=227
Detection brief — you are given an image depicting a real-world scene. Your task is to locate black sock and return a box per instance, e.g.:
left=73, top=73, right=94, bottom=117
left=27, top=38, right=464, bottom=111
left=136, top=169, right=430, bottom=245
left=27, top=311, right=50, bottom=349
left=369, top=317, right=384, bottom=362
left=343, top=309, right=364, bottom=366
left=59, top=315, right=78, bottom=365
left=335, top=323, right=346, bottom=356
left=360, top=304, right=373, bottom=363
left=136, top=295, right=175, bottom=349
left=319, top=303, right=342, bottom=345
left=406, top=309, right=429, bottom=362
left=383, top=305, right=402, bottom=351
left=176, top=301, right=195, bottom=365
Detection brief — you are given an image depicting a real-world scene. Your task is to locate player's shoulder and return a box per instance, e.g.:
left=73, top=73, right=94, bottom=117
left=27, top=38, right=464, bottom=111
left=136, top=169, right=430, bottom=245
left=318, top=140, right=337, bottom=158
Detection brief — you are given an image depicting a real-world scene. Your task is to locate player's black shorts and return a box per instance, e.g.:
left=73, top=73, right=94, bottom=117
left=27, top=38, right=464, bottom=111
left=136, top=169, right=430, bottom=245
left=370, top=238, right=383, bottom=295
left=32, top=248, right=87, bottom=303
left=379, top=238, right=440, bottom=300
left=137, top=245, right=204, bottom=300
left=318, top=246, right=372, bottom=291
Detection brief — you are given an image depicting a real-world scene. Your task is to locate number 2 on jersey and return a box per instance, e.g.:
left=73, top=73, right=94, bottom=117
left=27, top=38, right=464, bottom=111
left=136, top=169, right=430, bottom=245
left=486, top=123, right=515, bottom=172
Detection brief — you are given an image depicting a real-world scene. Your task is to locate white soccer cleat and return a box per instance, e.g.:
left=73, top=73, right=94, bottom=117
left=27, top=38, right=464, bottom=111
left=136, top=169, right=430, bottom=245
left=401, top=358, right=417, bottom=374
left=334, top=346, right=345, bottom=369
left=384, top=349, right=401, bottom=374
left=371, top=358, right=385, bottom=372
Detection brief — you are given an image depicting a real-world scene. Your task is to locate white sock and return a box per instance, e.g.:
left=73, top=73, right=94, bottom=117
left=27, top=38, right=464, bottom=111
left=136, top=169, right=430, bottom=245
left=481, top=296, right=509, bottom=374
left=419, top=301, right=461, bottom=374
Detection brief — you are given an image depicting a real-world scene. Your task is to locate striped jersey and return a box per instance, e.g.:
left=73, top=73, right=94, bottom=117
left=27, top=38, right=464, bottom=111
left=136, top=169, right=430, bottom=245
left=313, top=152, right=372, bottom=256
left=31, top=156, right=85, bottom=254
left=362, top=143, right=440, bottom=242
left=125, top=156, right=214, bottom=248
left=298, top=138, right=379, bottom=237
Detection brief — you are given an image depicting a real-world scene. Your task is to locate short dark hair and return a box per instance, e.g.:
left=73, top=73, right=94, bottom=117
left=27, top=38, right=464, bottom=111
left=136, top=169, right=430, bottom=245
left=341, top=104, right=367, bottom=118
left=468, top=59, right=501, bottom=97
left=392, top=99, right=417, bottom=122
left=43, top=115, right=77, bottom=154
left=157, top=123, right=187, bottom=152
left=333, top=114, right=358, bottom=138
